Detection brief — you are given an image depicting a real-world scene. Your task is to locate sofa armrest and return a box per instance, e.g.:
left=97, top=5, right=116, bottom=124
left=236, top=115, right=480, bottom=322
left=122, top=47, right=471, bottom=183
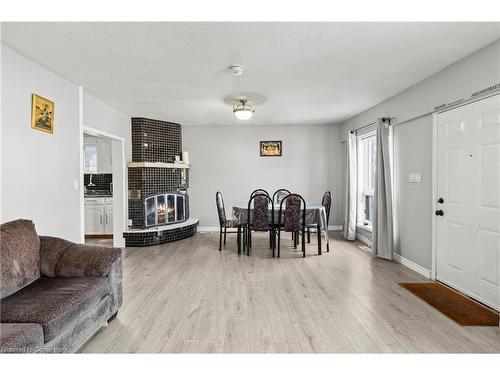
left=39, top=236, right=123, bottom=314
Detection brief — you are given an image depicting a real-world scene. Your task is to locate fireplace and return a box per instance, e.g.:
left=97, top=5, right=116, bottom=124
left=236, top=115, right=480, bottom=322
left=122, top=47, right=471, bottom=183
left=124, top=117, right=198, bottom=247
left=145, top=193, right=186, bottom=227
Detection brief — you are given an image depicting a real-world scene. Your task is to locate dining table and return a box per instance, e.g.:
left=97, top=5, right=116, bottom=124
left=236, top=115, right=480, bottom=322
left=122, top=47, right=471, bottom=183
left=231, top=201, right=329, bottom=255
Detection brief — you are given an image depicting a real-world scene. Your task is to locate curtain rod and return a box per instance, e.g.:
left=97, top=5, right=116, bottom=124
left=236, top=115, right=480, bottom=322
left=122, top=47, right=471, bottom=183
left=350, top=121, right=376, bottom=134
left=349, top=91, right=500, bottom=132
left=392, top=90, right=500, bottom=128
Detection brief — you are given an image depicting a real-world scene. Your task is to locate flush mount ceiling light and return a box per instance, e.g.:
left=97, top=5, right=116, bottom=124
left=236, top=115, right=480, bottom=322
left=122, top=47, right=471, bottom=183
left=229, top=64, right=244, bottom=76
left=233, top=99, right=255, bottom=120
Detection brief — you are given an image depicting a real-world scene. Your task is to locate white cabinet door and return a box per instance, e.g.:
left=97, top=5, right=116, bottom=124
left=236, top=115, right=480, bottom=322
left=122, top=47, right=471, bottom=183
left=97, top=139, right=112, bottom=173
left=104, top=205, right=114, bottom=235
left=85, top=205, right=104, bottom=235
left=436, top=94, right=500, bottom=310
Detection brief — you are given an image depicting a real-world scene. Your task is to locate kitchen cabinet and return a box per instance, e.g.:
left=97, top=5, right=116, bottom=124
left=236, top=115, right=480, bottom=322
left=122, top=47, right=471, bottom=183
left=97, top=139, right=112, bottom=173
left=104, top=205, right=114, bottom=234
left=84, top=197, right=113, bottom=235
left=83, top=137, right=112, bottom=173
left=84, top=205, right=103, bottom=234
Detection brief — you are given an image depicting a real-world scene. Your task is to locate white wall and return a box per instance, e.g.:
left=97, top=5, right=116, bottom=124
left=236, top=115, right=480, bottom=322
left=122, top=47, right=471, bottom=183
left=340, top=40, right=500, bottom=270
left=183, top=124, right=343, bottom=228
left=82, top=91, right=131, bottom=247
left=83, top=92, right=131, bottom=163
left=1, top=45, right=131, bottom=242
left=1, top=45, right=81, bottom=241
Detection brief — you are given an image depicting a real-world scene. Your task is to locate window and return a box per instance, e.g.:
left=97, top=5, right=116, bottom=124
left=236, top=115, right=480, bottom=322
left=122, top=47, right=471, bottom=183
left=357, top=132, right=376, bottom=230
left=84, top=144, right=98, bottom=173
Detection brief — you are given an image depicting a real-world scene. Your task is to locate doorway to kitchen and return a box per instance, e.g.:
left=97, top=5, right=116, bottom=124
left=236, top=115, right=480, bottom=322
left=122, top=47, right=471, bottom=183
left=83, top=132, right=114, bottom=247
left=81, top=126, right=126, bottom=248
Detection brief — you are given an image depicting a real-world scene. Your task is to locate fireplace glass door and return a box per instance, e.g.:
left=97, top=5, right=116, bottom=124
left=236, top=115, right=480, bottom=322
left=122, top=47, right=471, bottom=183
left=156, top=195, right=166, bottom=225
left=167, top=195, right=176, bottom=223
left=176, top=195, right=185, bottom=222
left=145, top=197, right=156, bottom=226
left=144, top=193, right=186, bottom=227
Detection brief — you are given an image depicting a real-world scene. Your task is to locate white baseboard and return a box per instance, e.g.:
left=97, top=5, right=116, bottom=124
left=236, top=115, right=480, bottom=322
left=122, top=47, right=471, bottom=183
left=356, top=233, right=372, bottom=247
left=198, top=226, right=220, bottom=233
left=393, top=253, right=431, bottom=279
left=328, top=225, right=343, bottom=231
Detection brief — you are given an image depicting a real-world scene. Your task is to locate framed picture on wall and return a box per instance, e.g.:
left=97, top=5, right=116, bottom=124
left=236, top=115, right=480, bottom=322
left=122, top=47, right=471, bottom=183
left=31, top=93, right=55, bottom=134
left=260, top=140, right=282, bottom=157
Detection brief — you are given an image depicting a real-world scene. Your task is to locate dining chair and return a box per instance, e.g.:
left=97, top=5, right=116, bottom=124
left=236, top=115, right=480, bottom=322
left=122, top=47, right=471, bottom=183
left=215, top=191, right=241, bottom=252
left=250, top=188, right=270, bottom=199
left=272, top=188, right=291, bottom=205
left=277, top=194, right=306, bottom=258
left=245, top=193, right=275, bottom=257
left=306, top=191, right=332, bottom=252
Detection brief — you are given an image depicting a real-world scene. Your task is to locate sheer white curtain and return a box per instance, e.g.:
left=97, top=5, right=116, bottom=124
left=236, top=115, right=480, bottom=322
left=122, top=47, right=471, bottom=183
left=372, top=117, right=394, bottom=260
left=343, top=131, right=357, bottom=240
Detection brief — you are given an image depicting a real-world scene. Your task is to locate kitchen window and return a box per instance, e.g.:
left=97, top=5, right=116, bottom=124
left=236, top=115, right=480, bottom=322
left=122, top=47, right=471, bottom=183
left=357, top=132, right=376, bottom=230
left=84, top=144, right=98, bottom=173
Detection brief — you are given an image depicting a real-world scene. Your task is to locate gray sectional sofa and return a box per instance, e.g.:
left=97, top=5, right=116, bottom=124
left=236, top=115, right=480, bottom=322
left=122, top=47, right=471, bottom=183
left=0, top=219, right=122, bottom=353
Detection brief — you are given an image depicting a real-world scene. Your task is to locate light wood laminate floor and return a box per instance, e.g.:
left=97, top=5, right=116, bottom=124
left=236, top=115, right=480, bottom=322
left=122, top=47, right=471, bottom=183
left=80, top=231, right=500, bottom=353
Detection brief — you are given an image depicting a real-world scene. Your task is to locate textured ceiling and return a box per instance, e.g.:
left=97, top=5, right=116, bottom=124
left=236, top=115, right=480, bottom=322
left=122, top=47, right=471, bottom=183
left=2, top=22, right=499, bottom=126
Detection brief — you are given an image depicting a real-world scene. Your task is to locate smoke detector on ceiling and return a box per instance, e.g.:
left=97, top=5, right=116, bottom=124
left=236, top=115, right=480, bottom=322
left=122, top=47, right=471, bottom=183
left=229, top=64, right=244, bottom=76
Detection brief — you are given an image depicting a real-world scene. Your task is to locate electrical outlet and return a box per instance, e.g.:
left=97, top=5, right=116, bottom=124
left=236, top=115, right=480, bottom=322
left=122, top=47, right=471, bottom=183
left=408, top=173, right=422, bottom=183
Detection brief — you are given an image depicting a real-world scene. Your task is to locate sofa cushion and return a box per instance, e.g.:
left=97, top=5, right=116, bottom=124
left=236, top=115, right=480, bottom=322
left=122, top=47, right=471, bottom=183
left=0, top=277, right=110, bottom=342
left=0, top=219, right=40, bottom=299
left=0, top=323, right=44, bottom=353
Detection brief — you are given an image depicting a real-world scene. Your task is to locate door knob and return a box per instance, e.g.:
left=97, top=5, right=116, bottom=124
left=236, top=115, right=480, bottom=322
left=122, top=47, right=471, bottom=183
left=437, top=197, right=444, bottom=204
left=435, top=210, right=444, bottom=216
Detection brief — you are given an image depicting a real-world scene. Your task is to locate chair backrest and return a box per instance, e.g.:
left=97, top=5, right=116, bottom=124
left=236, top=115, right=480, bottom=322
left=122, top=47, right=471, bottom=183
left=272, top=188, right=291, bottom=205
left=321, top=191, right=332, bottom=224
left=215, top=191, right=226, bottom=226
left=250, top=188, right=270, bottom=199
left=247, top=193, right=272, bottom=231
left=278, top=194, right=306, bottom=232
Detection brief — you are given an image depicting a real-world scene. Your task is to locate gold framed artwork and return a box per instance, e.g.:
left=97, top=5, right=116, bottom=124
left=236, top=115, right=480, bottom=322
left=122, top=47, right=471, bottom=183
left=260, top=140, right=282, bottom=157
left=31, top=94, right=55, bottom=134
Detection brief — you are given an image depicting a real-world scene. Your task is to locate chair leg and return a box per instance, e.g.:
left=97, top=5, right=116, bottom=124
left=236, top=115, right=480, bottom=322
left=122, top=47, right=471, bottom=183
left=294, top=230, right=298, bottom=249
left=271, top=230, right=275, bottom=257
left=327, top=240, right=330, bottom=252
left=307, top=227, right=311, bottom=243
left=247, top=229, right=251, bottom=256
left=219, top=226, right=222, bottom=251
left=237, top=226, right=241, bottom=255
left=302, top=228, right=306, bottom=257
left=224, top=227, right=227, bottom=244
left=317, top=223, right=322, bottom=255
left=277, top=230, right=281, bottom=258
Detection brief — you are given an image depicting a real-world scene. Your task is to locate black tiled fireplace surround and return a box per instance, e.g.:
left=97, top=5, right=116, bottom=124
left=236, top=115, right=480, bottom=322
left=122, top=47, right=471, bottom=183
left=126, top=117, right=197, bottom=246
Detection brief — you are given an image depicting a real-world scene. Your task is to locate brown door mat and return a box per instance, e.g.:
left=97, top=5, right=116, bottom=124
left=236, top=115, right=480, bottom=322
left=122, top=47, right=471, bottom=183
left=399, top=282, right=499, bottom=326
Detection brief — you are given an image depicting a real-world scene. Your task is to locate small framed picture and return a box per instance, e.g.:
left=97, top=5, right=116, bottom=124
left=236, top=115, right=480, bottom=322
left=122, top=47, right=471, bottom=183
left=260, top=140, right=282, bottom=157
left=31, top=93, right=55, bottom=134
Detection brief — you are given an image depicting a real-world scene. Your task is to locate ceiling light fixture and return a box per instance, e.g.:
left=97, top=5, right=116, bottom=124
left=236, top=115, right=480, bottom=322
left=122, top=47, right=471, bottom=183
left=229, top=64, right=244, bottom=76
left=233, top=99, right=255, bottom=120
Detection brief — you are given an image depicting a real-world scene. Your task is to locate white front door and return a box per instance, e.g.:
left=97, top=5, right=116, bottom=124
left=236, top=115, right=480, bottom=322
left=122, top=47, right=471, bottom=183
left=436, top=94, right=500, bottom=310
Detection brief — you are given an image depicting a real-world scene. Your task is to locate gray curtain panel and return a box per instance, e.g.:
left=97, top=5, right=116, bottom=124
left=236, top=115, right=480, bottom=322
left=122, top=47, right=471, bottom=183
left=343, top=131, right=357, bottom=240
left=372, top=118, right=394, bottom=260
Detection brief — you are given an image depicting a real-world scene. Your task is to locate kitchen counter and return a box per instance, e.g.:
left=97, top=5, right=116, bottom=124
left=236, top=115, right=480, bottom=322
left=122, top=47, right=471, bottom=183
left=84, top=189, right=112, bottom=198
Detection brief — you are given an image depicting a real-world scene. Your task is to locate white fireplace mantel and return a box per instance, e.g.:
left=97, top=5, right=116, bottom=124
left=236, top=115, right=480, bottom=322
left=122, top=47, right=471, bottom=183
left=127, top=162, right=190, bottom=169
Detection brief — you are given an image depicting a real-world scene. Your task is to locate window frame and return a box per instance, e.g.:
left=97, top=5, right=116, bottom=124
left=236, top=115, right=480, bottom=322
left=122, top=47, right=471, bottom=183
left=356, top=130, right=377, bottom=231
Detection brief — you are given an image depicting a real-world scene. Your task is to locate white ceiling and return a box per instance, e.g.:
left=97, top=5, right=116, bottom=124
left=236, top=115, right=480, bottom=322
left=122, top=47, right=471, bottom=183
left=2, top=22, right=499, bottom=126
